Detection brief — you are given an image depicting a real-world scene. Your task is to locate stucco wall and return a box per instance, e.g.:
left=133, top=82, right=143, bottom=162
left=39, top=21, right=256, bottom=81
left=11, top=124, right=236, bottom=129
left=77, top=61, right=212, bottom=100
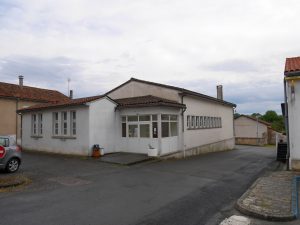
left=0, top=98, right=43, bottom=143
left=0, top=98, right=16, bottom=136
left=183, top=95, right=235, bottom=150
left=88, top=98, right=118, bottom=154
left=234, top=116, right=268, bottom=139
left=108, top=81, right=181, bottom=101
left=22, top=106, right=90, bottom=156
left=287, top=80, right=300, bottom=169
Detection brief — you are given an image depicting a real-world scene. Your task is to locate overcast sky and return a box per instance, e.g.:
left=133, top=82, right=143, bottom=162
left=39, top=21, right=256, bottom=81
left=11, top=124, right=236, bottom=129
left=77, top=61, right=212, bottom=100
left=0, top=0, right=299, bottom=114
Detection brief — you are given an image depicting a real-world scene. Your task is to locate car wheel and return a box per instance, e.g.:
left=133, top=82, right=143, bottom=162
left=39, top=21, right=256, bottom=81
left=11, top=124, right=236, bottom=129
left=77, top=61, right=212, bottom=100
left=6, top=158, right=20, bottom=173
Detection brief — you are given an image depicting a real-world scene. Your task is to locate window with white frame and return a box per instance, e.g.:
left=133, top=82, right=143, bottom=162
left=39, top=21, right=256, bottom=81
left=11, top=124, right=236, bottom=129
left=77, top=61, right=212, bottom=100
left=32, top=114, right=37, bottom=135
left=53, top=112, right=59, bottom=135
left=162, top=114, right=178, bottom=137
left=31, top=113, right=43, bottom=136
left=38, top=114, right=43, bottom=135
left=61, top=111, right=68, bottom=135
left=186, top=115, right=222, bottom=129
left=71, top=111, right=76, bottom=136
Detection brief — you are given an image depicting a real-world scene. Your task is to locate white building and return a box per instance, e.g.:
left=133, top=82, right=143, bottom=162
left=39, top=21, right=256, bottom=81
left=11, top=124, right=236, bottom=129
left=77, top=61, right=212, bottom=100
left=284, top=57, right=300, bottom=170
left=234, top=115, right=271, bottom=146
left=18, top=78, right=236, bottom=157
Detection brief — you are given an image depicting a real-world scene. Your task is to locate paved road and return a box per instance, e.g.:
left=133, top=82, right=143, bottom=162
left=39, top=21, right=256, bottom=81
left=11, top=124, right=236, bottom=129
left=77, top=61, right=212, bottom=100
left=0, top=146, right=277, bottom=225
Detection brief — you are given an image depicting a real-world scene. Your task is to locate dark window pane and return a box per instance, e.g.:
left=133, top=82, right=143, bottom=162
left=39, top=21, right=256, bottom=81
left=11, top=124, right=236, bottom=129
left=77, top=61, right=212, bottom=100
left=161, top=114, right=169, bottom=121
left=162, top=122, right=169, bottom=137
left=139, top=115, right=150, bottom=121
left=128, top=116, right=138, bottom=122
left=170, top=122, right=178, bottom=136
left=122, top=123, right=126, bottom=137
left=152, top=122, right=158, bottom=138
left=140, top=124, right=150, bottom=138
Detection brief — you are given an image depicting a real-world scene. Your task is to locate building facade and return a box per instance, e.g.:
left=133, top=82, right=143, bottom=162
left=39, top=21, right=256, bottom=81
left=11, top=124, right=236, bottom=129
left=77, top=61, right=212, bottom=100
left=19, top=78, right=236, bottom=157
left=284, top=57, right=300, bottom=170
left=0, top=76, right=69, bottom=143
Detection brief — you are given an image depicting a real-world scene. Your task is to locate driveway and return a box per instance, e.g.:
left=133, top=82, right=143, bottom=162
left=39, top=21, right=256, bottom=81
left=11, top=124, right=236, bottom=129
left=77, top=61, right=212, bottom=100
left=0, top=146, right=276, bottom=225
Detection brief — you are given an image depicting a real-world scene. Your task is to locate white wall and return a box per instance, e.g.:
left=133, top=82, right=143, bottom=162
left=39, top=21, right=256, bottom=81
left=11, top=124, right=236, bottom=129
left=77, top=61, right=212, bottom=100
left=183, top=95, right=234, bottom=150
left=88, top=98, right=118, bottom=154
left=22, top=106, right=90, bottom=155
left=108, top=81, right=181, bottom=101
left=234, top=116, right=268, bottom=138
left=287, top=80, right=300, bottom=164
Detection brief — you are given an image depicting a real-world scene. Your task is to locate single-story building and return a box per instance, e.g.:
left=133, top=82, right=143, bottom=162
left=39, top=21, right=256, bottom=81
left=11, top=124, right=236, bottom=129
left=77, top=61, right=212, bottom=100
left=18, top=78, right=236, bottom=157
left=284, top=56, right=300, bottom=170
left=0, top=76, right=69, bottom=143
left=234, top=115, right=284, bottom=146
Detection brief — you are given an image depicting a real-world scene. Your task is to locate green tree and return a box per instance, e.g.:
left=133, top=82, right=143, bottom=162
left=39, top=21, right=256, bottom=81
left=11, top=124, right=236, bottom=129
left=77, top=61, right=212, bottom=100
left=261, top=110, right=279, bottom=123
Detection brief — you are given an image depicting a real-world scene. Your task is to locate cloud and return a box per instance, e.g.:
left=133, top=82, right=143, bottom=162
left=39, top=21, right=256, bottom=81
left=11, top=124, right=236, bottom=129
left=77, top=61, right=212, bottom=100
left=0, top=0, right=299, bottom=114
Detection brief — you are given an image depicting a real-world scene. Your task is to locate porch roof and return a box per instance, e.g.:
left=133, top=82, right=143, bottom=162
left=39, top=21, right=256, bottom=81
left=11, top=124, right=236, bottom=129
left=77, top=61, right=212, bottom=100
left=115, top=95, right=186, bottom=109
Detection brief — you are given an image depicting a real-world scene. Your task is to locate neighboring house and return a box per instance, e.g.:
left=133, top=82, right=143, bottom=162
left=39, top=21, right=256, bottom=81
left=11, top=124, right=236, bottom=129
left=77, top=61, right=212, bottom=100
left=234, top=115, right=281, bottom=146
left=18, top=78, right=236, bottom=157
left=284, top=56, right=300, bottom=170
left=0, top=76, right=69, bottom=143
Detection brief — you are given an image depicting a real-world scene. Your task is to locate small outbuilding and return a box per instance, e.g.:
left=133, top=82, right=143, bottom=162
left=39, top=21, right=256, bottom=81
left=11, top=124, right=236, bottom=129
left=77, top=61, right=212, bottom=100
left=18, top=78, right=236, bottom=158
left=234, top=115, right=281, bottom=146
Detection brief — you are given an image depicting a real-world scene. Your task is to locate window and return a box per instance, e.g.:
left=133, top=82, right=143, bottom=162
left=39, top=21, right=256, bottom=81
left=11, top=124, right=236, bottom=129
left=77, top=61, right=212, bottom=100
left=187, top=116, right=190, bottom=128
left=162, top=122, right=169, bottom=137
left=152, top=122, right=158, bottom=138
left=200, top=116, right=203, bottom=128
left=139, top=115, right=150, bottom=121
left=128, top=115, right=138, bottom=122
left=191, top=116, right=195, bottom=128
left=71, top=111, right=76, bottom=136
left=128, top=124, right=138, bottom=137
left=122, top=116, right=126, bottom=137
left=38, top=114, right=43, bottom=135
left=140, top=124, right=150, bottom=138
left=31, top=113, right=43, bottom=136
left=53, top=112, right=59, bottom=135
left=61, top=112, right=68, bottom=135
left=196, top=116, right=199, bottom=128
left=32, top=114, right=37, bottom=135
left=220, top=117, right=222, bottom=128
left=162, top=114, right=178, bottom=137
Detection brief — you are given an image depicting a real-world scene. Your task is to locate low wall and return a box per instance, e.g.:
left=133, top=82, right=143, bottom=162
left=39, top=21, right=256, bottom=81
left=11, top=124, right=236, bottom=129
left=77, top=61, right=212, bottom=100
left=161, top=138, right=235, bottom=159
left=235, top=137, right=266, bottom=146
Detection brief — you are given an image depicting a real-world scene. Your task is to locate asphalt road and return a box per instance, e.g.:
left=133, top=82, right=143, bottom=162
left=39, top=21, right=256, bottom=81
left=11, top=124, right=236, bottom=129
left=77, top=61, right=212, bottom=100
left=0, top=145, right=277, bottom=225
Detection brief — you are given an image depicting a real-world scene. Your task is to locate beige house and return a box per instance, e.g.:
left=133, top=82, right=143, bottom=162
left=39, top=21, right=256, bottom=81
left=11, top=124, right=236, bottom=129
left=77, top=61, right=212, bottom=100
left=0, top=76, right=69, bottom=143
left=234, top=115, right=279, bottom=146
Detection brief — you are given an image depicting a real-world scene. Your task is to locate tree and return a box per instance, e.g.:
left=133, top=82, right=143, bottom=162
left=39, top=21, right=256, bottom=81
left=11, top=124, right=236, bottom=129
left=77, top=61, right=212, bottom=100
left=251, top=113, right=262, bottom=118
left=261, top=110, right=279, bottom=123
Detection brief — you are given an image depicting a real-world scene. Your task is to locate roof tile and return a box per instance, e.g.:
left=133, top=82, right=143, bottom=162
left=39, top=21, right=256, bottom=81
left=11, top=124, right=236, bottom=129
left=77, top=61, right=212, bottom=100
left=285, top=57, right=300, bottom=74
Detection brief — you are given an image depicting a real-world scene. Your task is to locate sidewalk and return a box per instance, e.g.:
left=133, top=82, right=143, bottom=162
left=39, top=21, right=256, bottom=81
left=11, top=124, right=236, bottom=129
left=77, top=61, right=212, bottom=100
left=236, top=171, right=300, bottom=221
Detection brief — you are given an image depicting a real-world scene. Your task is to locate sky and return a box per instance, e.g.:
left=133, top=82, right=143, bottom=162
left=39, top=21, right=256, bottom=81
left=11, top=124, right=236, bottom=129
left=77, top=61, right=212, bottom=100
left=0, top=0, right=299, bottom=114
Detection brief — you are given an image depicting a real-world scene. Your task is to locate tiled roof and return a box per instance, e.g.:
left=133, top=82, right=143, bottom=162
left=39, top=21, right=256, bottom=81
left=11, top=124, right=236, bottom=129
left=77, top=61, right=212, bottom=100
left=18, top=95, right=104, bottom=112
left=115, top=95, right=186, bottom=109
left=106, top=78, right=236, bottom=107
left=285, top=57, right=300, bottom=75
left=0, top=82, right=69, bottom=102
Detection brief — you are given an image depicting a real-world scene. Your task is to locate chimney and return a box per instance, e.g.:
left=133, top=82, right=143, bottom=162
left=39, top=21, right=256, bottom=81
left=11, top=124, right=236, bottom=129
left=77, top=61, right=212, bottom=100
left=216, top=85, right=223, bottom=100
left=18, top=75, right=24, bottom=87
left=69, top=90, right=73, bottom=99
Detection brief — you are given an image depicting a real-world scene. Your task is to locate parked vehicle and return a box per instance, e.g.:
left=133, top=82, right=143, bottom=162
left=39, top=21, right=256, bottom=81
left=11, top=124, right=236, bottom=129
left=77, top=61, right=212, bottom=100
left=0, top=136, right=22, bottom=173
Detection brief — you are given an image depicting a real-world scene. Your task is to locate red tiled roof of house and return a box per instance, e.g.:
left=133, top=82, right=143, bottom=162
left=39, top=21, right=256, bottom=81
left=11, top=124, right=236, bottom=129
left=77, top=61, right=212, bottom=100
left=285, top=57, right=300, bottom=75
left=115, top=95, right=186, bottom=109
left=0, top=82, right=69, bottom=102
left=18, top=95, right=104, bottom=113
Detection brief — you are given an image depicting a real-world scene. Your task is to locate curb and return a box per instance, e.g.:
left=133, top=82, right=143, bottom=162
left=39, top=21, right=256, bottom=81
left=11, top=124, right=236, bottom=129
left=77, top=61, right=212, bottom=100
left=292, top=176, right=300, bottom=218
left=235, top=177, right=296, bottom=222
left=0, top=178, right=26, bottom=189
